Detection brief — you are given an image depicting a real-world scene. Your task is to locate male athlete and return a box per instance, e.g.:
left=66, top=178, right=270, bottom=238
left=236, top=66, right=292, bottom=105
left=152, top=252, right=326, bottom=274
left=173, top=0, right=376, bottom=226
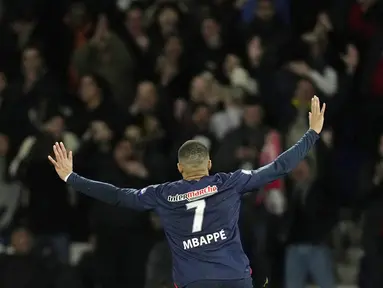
left=48, top=96, right=325, bottom=288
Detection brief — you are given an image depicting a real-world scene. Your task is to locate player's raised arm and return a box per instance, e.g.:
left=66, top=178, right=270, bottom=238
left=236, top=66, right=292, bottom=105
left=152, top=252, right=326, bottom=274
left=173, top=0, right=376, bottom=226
left=236, top=96, right=325, bottom=192
left=48, top=142, right=158, bottom=210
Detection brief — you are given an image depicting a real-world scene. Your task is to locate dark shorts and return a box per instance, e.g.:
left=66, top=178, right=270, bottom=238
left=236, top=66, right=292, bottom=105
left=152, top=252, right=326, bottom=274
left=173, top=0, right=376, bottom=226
left=184, top=278, right=253, bottom=288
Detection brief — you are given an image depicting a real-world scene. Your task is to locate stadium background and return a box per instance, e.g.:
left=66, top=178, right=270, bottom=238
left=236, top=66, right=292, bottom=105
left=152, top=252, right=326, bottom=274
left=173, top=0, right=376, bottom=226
left=0, top=0, right=382, bottom=287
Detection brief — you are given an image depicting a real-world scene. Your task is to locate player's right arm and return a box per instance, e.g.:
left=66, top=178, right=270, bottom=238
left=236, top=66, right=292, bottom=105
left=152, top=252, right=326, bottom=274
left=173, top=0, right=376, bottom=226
left=233, top=96, right=325, bottom=193
left=48, top=142, right=159, bottom=211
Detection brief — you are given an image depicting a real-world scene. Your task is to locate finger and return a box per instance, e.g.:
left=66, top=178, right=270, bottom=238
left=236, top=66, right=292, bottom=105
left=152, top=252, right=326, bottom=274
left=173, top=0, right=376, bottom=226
left=60, top=142, right=67, bottom=159
left=311, top=97, right=315, bottom=112
left=53, top=144, right=62, bottom=162
left=314, top=96, right=320, bottom=115
left=311, top=97, right=318, bottom=115
left=316, top=96, right=321, bottom=114
left=55, top=142, right=65, bottom=160
left=321, top=102, right=326, bottom=115
left=68, top=151, right=73, bottom=162
left=48, top=155, right=58, bottom=167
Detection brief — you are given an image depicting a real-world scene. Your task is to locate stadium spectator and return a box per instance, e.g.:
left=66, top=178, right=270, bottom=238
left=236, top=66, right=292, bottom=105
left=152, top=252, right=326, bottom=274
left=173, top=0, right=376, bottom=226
left=9, top=113, right=79, bottom=263
left=356, top=133, right=383, bottom=288
left=72, top=14, right=134, bottom=109
left=0, top=227, right=49, bottom=288
left=214, top=98, right=266, bottom=173
left=145, top=212, right=172, bottom=288
left=283, top=151, right=339, bottom=288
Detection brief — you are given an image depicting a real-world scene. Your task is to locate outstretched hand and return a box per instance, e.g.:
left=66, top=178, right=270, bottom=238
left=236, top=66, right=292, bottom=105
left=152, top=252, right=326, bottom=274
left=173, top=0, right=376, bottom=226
left=48, top=142, right=73, bottom=181
left=309, top=96, right=326, bottom=134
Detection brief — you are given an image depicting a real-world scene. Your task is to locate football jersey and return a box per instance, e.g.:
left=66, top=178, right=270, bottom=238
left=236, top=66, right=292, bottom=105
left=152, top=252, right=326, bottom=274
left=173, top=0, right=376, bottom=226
left=66, top=129, right=319, bottom=287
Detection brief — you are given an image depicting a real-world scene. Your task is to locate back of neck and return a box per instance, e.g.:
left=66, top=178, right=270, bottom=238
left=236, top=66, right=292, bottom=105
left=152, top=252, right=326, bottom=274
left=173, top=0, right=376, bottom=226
left=183, top=171, right=209, bottom=181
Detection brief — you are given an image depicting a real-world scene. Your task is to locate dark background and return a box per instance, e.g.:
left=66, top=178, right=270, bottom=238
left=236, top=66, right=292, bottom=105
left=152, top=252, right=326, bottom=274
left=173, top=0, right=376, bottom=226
left=0, top=0, right=383, bottom=287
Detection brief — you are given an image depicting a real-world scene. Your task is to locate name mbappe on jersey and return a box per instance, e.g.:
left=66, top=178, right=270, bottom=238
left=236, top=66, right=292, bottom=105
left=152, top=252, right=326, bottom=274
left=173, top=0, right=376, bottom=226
left=183, top=229, right=227, bottom=250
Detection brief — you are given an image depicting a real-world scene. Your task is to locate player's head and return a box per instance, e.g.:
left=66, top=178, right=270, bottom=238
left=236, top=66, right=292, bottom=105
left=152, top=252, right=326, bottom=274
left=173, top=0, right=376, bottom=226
left=177, top=140, right=211, bottom=178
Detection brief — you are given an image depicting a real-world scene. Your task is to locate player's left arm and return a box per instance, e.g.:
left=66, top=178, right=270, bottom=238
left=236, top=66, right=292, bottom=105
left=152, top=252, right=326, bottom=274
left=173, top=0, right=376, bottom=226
left=65, top=173, right=161, bottom=210
left=237, top=129, right=319, bottom=192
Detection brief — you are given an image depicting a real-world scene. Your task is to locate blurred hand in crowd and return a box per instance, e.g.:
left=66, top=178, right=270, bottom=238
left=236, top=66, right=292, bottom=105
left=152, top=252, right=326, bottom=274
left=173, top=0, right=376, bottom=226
left=317, top=12, right=333, bottom=32
left=235, top=146, right=258, bottom=161
left=114, top=139, right=148, bottom=179
left=0, top=72, right=7, bottom=93
left=42, top=116, right=65, bottom=139
left=122, top=161, right=148, bottom=179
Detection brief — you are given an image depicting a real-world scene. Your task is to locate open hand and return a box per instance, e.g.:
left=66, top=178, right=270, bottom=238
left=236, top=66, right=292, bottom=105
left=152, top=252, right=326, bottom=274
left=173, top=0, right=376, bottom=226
left=309, top=96, right=326, bottom=134
left=48, top=142, right=73, bottom=181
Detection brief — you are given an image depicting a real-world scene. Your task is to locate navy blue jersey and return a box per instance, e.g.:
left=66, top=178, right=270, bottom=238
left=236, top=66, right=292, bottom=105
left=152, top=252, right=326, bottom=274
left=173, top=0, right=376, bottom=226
left=66, top=129, right=319, bottom=287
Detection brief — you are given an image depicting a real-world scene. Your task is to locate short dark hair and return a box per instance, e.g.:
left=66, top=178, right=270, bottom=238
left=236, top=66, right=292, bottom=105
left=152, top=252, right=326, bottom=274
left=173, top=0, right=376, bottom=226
left=178, top=140, right=209, bottom=167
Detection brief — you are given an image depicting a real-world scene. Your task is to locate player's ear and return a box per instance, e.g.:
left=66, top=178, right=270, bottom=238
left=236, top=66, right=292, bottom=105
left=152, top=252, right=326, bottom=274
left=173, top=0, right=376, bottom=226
left=177, top=162, right=183, bottom=174
left=207, top=160, right=212, bottom=171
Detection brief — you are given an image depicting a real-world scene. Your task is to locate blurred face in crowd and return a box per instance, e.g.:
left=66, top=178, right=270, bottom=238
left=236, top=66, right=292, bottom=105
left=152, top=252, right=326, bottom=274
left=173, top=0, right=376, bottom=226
left=136, top=82, right=157, bottom=112
left=0, top=134, right=9, bottom=156
left=11, top=228, right=33, bottom=255
left=66, top=2, right=87, bottom=28
left=11, top=18, right=35, bottom=34
left=79, top=75, right=100, bottom=104
left=125, top=8, right=143, bottom=34
left=201, top=18, right=220, bottom=44
left=190, top=77, right=208, bottom=103
left=164, top=36, right=183, bottom=59
left=158, top=7, right=179, bottom=35
left=291, top=160, right=311, bottom=183
left=124, top=125, right=143, bottom=144
left=243, top=104, right=262, bottom=128
left=358, top=0, right=377, bottom=9
left=247, top=36, right=263, bottom=63
left=294, top=79, right=314, bottom=106
left=44, top=116, right=65, bottom=136
left=255, top=0, right=275, bottom=21
left=114, top=139, right=133, bottom=162
left=23, top=47, right=42, bottom=72
left=0, top=72, right=7, bottom=93
left=192, top=105, right=211, bottom=128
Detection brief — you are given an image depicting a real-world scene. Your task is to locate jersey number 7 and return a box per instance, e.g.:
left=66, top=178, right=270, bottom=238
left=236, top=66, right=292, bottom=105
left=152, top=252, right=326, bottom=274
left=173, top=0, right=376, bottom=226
left=186, top=199, right=206, bottom=233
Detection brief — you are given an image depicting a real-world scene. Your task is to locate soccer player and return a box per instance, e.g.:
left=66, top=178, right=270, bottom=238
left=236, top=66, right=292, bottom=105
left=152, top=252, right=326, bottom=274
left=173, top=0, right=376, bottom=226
left=48, top=96, right=325, bottom=288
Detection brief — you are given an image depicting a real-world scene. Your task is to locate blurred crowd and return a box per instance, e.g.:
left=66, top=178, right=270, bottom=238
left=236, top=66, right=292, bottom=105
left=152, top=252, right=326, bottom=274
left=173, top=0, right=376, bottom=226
left=0, top=0, right=383, bottom=287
